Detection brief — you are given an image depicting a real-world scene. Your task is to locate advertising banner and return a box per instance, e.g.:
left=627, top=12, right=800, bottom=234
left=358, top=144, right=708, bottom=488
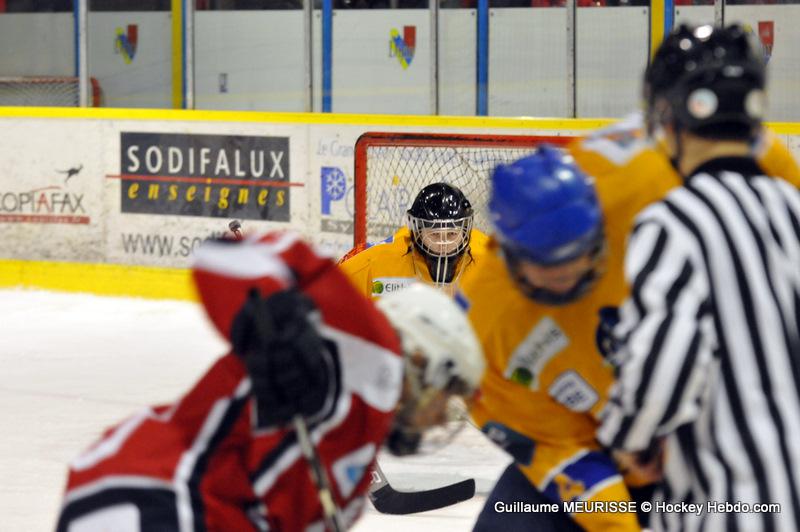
left=2, top=111, right=797, bottom=270
left=117, top=132, right=292, bottom=221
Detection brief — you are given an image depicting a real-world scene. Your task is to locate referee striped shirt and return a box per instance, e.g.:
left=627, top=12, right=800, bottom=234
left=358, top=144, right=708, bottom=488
left=597, top=157, right=800, bottom=532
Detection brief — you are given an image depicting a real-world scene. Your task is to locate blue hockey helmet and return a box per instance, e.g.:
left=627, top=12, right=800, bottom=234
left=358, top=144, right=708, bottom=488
left=489, top=145, right=605, bottom=304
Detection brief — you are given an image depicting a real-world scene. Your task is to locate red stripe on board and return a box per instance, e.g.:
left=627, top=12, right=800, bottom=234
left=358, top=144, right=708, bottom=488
left=0, top=214, right=90, bottom=224
left=106, top=174, right=304, bottom=188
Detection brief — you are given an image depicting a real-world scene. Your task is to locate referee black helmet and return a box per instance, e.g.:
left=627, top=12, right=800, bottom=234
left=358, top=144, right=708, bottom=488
left=644, top=23, right=767, bottom=141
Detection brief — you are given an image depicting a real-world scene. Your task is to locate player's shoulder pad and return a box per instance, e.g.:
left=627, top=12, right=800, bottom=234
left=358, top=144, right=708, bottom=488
left=340, top=231, right=409, bottom=272
left=576, top=112, right=650, bottom=167
left=585, top=112, right=643, bottom=140
left=366, top=234, right=395, bottom=249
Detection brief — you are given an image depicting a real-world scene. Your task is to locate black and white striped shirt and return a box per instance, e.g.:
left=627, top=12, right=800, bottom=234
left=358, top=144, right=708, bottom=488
left=597, top=157, right=800, bottom=532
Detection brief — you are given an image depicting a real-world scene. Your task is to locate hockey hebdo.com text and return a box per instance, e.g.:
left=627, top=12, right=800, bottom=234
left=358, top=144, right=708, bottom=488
left=121, top=231, right=227, bottom=259
left=493, top=500, right=781, bottom=516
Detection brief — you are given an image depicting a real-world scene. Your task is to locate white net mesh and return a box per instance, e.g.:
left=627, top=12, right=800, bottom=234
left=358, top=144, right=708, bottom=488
left=360, top=140, right=545, bottom=244
left=0, top=77, right=98, bottom=107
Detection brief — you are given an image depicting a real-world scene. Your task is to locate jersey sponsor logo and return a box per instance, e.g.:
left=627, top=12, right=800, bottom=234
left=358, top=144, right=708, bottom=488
left=548, top=370, right=599, bottom=413
left=504, top=317, right=569, bottom=390
left=371, top=277, right=415, bottom=296
left=332, top=443, right=376, bottom=499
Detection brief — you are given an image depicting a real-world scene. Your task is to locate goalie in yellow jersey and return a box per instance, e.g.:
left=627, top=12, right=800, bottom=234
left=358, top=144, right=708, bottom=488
left=340, top=182, right=489, bottom=299
left=464, top=146, right=644, bottom=532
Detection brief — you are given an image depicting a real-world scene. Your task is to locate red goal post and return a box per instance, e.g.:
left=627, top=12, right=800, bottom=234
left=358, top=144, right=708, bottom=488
left=350, top=131, right=577, bottom=251
left=0, top=76, right=102, bottom=107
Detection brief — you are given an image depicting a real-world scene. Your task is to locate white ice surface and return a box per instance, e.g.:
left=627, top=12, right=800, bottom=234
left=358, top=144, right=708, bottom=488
left=0, top=289, right=508, bottom=531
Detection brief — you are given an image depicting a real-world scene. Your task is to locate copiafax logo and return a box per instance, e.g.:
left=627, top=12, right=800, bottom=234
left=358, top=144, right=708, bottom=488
left=389, top=26, right=416, bottom=70
left=115, top=24, right=138, bottom=64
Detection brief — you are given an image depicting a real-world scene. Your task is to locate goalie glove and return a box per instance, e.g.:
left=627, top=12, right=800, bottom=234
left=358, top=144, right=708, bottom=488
left=231, top=287, right=340, bottom=429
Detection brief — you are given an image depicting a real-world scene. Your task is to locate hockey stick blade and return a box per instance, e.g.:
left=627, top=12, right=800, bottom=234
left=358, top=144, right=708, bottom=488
left=369, top=478, right=476, bottom=515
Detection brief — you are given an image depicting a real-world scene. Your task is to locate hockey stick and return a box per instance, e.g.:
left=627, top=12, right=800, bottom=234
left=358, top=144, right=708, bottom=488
left=368, top=462, right=475, bottom=515
left=294, top=415, right=345, bottom=532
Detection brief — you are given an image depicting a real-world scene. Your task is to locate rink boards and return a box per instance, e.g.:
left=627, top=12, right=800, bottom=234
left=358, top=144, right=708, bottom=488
left=0, top=107, right=798, bottom=300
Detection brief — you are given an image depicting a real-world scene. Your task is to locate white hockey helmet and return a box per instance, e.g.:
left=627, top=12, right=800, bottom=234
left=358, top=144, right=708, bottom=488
left=376, top=283, right=484, bottom=395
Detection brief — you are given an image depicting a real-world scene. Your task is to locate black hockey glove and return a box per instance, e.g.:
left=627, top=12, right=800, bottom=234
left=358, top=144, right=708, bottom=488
left=596, top=306, right=621, bottom=362
left=230, top=287, right=340, bottom=429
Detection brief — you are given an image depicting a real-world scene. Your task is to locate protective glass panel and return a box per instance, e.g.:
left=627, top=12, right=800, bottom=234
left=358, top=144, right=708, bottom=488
left=194, top=3, right=306, bottom=111
left=438, top=7, right=477, bottom=115
left=576, top=6, right=649, bottom=118
left=489, top=7, right=569, bottom=116
left=88, top=0, right=172, bottom=108
left=0, top=2, right=76, bottom=105
left=314, top=9, right=432, bottom=113
left=725, top=5, right=800, bottom=121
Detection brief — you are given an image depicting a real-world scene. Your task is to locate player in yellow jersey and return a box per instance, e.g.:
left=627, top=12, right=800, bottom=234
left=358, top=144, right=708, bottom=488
left=340, top=182, right=489, bottom=299
left=463, top=146, right=644, bottom=532
left=569, top=111, right=799, bottom=196
left=465, top=79, right=799, bottom=532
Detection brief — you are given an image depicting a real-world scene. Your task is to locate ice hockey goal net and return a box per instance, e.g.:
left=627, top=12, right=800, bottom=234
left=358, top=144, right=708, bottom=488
left=351, top=132, right=575, bottom=249
left=0, top=76, right=101, bottom=107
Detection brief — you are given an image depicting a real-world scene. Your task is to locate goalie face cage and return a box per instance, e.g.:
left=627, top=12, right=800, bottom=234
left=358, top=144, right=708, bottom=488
left=0, top=77, right=102, bottom=107
left=352, top=132, right=576, bottom=248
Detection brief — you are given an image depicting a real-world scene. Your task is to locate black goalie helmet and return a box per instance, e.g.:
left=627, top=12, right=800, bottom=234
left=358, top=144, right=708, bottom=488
left=407, top=183, right=474, bottom=285
left=644, top=23, right=767, bottom=141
